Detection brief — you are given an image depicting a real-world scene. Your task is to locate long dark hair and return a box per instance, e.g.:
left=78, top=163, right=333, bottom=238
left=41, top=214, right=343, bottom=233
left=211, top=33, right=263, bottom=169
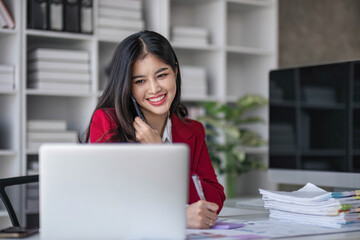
left=84, top=30, right=188, bottom=142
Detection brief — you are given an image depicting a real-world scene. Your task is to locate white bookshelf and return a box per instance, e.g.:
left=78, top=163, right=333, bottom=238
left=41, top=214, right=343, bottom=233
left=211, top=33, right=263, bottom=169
left=0, top=0, right=277, bottom=227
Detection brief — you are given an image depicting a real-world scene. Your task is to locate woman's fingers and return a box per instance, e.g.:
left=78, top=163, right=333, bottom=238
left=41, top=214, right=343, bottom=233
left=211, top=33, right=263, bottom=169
left=133, top=117, right=162, bottom=143
left=186, top=200, right=219, bottom=229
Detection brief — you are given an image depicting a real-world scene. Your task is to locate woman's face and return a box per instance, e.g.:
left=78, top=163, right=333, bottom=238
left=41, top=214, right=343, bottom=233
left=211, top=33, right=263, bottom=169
left=131, top=54, right=177, bottom=120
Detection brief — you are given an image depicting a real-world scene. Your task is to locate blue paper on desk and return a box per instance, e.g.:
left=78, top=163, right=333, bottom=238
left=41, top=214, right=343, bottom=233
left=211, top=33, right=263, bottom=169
left=212, top=221, right=245, bottom=229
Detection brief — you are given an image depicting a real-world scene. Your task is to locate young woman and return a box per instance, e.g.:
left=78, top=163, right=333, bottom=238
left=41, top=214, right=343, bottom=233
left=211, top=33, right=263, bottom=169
left=85, top=30, right=225, bottom=229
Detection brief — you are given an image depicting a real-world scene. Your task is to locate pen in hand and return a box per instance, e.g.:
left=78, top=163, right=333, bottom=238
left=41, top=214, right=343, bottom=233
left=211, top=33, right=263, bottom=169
left=192, top=174, right=206, bottom=201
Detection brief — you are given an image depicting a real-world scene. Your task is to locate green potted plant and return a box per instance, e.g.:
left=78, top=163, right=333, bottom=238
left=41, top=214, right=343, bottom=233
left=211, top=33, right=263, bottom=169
left=197, top=95, right=268, bottom=198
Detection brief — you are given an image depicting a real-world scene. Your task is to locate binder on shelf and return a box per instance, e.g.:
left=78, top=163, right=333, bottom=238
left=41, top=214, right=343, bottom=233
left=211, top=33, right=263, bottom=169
left=28, top=0, right=49, bottom=30
left=64, top=0, right=80, bottom=33
left=0, top=0, right=15, bottom=29
left=80, top=0, right=92, bottom=33
left=28, top=48, right=90, bottom=62
left=49, top=0, right=63, bottom=31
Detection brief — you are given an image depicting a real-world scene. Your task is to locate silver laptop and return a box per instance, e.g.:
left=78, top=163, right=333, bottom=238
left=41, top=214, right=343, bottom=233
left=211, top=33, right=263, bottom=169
left=39, top=144, right=189, bottom=240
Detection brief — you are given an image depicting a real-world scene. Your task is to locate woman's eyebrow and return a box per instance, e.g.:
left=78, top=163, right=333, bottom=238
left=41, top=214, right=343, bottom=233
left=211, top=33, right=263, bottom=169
left=131, top=67, right=169, bottom=80
left=155, top=67, right=168, bottom=74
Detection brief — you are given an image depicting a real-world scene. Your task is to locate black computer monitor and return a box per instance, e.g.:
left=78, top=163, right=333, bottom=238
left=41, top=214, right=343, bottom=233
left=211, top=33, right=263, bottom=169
left=268, top=60, right=360, bottom=188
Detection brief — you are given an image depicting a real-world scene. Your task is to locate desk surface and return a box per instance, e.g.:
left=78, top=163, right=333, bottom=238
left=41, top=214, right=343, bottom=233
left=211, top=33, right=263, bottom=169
left=4, top=200, right=360, bottom=240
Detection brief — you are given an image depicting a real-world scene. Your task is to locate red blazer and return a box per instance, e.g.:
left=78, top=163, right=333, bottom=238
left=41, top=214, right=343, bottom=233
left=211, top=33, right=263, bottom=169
left=90, top=108, right=226, bottom=213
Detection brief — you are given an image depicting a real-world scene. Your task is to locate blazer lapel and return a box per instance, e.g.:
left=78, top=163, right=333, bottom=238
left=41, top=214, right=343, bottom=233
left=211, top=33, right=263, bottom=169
left=171, top=115, right=195, bottom=145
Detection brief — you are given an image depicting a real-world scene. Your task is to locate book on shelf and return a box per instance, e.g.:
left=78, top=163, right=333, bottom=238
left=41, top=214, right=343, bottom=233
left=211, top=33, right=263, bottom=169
left=28, top=48, right=90, bottom=63
left=171, top=36, right=208, bottom=46
left=97, top=28, right=138, bottom=39
left=0, top=83, right=13, bottom=91
left=0, top=73, right=13, bottom=83
left=0, top=6, right=7, bottom=28
left=98, top=0, right=142, bottom=10
left=27, top=131, right=78, bottom=142
left=49, top=0, right=63, bottom=31
left=80, top=0, right=93, bottom=33
left=64, top=0, right=80, bottom=32
left=0, top=64, right=14, bottom=73
left=28, top=81, right=90, bottom=92
left=27, top=119, right=67, bottom=132
left=98, top=17, right=144, bottom=29
left=172, top=26, right=209, bottom=38
left=98, top=7, right=142, bottom=20
left=0, top=0, right=15, bottom=29
left=28, top=61, right=90, bottom=73
left=28, top=71, right=91, bottom=83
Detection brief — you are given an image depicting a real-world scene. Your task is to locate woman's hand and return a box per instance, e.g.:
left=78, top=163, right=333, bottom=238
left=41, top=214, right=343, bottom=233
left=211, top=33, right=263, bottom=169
left=186, top=200, right=219, bottom=229
left=133, top=117, right=162, bottom=143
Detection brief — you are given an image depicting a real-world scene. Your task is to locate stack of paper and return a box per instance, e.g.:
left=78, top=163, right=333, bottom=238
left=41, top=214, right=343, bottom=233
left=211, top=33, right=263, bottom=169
left=0, top=64, right=14, bottom=90
left=260, top=183, right=360, bottom=228
left=171, top=26, right=209, bottom=46
left=27, top=120, right=78, bottom=151
left=27, top=48, right=91, bottom=92
left=181, top=66, right=207, bottom=97
left=98, top=0, right=144, bottom=39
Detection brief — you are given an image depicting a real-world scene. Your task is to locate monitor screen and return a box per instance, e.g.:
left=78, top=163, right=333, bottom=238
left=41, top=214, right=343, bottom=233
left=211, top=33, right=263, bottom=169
left=268, top=61, right=360, bottom=189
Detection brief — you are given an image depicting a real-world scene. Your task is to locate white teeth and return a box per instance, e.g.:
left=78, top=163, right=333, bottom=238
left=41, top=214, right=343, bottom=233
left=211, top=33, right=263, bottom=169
left=148, top=95, right=165, bottom=102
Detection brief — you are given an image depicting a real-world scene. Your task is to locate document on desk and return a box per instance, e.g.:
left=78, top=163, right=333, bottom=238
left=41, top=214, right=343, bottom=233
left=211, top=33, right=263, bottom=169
left=232, top=220, right=360, bottom=239
left=187, top=219, right=360, bottom=239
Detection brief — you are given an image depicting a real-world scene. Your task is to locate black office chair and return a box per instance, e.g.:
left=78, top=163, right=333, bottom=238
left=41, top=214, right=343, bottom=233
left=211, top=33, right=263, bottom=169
left=0, top=175, right=39, bottom=238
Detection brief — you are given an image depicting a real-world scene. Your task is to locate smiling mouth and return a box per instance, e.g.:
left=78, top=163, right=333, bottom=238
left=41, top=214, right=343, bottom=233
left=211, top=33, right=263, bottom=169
left=147, top=94, right=166, bottom=102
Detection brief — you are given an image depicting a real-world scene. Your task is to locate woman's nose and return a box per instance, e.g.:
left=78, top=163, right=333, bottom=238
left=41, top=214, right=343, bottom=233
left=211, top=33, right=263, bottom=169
left=149, top=79, right=161, bottom=94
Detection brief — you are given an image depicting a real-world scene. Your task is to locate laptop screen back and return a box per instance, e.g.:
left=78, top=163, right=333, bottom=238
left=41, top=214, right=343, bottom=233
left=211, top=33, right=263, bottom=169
left=39, top=144, right=189, bottom=240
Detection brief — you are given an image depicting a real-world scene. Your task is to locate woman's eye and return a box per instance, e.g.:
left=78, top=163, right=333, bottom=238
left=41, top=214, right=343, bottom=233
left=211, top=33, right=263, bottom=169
left=158, top=73, right=168, bottom=79
left=135, top=79, right=145, bottom=84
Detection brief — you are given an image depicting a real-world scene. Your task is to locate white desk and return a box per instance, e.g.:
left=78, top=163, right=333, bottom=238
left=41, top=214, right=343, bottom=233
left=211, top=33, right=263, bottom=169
left=4, top=202, right=360, bottom=240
